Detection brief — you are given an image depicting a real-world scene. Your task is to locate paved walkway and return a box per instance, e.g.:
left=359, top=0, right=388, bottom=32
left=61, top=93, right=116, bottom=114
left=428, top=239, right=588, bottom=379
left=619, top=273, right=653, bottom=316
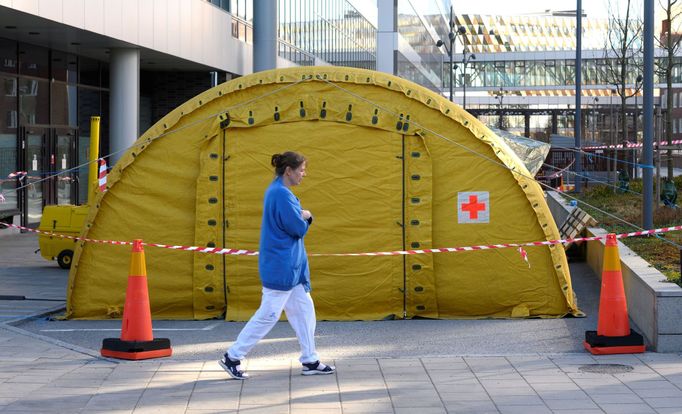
left=3, top=233, right=682, bottom=413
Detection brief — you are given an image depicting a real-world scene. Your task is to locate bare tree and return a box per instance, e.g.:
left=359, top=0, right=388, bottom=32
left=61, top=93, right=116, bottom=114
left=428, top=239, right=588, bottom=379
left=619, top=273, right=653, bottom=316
left=600, top=0, right=643, bottom=151
left=656, top=0, right=682, bottom=180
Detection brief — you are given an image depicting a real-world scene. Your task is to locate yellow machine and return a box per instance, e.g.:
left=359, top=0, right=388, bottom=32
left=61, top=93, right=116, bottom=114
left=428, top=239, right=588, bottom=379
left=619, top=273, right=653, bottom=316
left=38, top=205, right=88, bottom=268
left=38, top=116, right=100, bottom=269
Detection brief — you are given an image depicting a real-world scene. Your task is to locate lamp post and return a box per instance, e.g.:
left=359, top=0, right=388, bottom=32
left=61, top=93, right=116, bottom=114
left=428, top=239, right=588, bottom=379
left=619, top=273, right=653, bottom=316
left=458, top=49, right=476, bottom=109
left=435, top=6, right=465, bottom=102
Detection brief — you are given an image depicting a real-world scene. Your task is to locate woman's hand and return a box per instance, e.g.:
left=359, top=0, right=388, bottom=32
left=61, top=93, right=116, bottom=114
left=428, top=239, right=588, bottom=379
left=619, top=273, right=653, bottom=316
left=301, top=209, right=312, bottom=220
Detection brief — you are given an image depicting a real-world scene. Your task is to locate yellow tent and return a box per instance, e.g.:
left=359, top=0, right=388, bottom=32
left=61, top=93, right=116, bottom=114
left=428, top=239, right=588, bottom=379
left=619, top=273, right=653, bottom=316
left=66, top=66, right=582, bottom=321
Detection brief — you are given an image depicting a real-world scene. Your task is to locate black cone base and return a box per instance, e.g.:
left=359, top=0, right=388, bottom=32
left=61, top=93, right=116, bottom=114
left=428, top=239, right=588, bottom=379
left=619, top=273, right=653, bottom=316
left=101, top=338, right=172, bottom=360
left=584, top=330, right=645, bottom=355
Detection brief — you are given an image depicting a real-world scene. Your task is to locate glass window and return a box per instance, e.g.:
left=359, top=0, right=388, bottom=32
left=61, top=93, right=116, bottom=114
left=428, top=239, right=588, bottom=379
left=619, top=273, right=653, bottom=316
left=554, top=60, right=564, bottom=86
left=583, top=59, right=595, bottom=85
left=504, top=61, right=513, bottom=86
left=51, top=82, right=77, bottom=126
left=51, top=51, right=78, bottom=83
left=494, top=61, right=505, bottom=87
left=545, top=60, right=556, bottom=86
left=564, top=60, right=575, bottom=86
left=238, top=0, right=246, bottom=19
left=0, top=38, right=17, bottom=74
left=482, top=61, right=495, bottom=87
left=79, top=57, right=100, bottom=87
left=19, top=78, right=48, bottom=125
left=18, top=43, right=49, bottom=79
left=514, top=61, right=525, bottom=86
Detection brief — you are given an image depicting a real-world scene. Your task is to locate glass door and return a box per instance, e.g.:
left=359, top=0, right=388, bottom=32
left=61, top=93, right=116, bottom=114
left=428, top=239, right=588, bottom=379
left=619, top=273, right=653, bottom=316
left=0, top=132, right=19, bottom=219
left=55, top=129, right=77, bottom=205
left=21, top=127, right=46, bottom=227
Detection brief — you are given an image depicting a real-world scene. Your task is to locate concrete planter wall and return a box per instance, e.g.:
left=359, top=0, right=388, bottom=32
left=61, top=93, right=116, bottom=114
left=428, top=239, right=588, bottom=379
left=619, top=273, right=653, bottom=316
left=547, top=191, right=682, bottom=352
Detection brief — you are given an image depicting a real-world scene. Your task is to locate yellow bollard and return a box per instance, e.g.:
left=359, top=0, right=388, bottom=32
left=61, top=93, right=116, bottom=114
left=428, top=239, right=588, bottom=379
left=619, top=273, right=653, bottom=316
left=88, top=116, right=100, bottom=204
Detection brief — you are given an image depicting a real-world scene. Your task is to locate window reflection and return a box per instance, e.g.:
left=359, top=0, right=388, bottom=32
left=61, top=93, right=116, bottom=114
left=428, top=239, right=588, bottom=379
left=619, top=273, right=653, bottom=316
left=19, top=78, right=48, bottom=125
left=18, top=44, right=48, bottom=78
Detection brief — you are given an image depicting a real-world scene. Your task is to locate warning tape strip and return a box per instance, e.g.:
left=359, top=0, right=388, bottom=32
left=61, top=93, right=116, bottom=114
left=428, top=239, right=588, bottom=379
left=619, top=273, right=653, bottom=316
left=583, top=139, right=682, bottom=150
left=0, top=222, right=259, bottom=255
left=2, top=222, right=682, bottom=257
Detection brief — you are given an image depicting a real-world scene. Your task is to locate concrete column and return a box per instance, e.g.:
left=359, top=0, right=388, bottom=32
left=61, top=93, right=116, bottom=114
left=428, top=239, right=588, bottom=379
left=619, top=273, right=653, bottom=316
left=109, top=48, right=140, bottom=165
left=377, top=0, right=397, bottom=74
left=253, top=0, right=277, bottom=72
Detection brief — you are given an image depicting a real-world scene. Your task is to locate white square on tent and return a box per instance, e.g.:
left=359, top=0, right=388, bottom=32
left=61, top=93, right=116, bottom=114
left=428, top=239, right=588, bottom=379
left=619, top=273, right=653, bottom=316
left=457, top=191, right=490, bottom=224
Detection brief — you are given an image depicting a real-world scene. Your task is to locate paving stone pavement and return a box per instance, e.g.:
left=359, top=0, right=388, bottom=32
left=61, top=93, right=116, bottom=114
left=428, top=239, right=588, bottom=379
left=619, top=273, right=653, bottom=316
left=4, top=331, right=682, bottom=414
left=4, top=233, right=682, bottom=413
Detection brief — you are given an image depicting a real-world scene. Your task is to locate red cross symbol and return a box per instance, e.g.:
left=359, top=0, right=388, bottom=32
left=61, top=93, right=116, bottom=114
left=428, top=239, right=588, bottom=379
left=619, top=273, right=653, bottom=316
left=461, top=195, right=486, bottom=219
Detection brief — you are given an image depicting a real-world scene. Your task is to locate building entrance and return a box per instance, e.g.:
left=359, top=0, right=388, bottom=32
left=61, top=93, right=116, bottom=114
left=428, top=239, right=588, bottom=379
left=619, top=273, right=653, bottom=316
left=18, top=125, right=78, bottom=227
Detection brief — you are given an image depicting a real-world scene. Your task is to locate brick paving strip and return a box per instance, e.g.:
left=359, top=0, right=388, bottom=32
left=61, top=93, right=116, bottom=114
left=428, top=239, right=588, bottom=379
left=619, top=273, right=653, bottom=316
left=3, top=323, right=682, bottom=414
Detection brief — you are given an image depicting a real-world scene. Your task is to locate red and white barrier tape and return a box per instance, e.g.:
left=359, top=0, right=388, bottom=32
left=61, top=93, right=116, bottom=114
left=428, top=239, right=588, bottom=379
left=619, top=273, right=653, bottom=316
left=2, top=222, right=681, bottom=257
left=0, top=222, right=257, bottom=255
left=310, top=226, right=682, bottom=256
left=0, top=222, right=134, bottom=247
left=583, top=140, right=682, bottom=150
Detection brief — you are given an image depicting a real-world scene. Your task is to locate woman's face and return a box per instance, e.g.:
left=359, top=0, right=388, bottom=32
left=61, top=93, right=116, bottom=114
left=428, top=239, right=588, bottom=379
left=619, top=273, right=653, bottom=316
left=285, top=161, right=306, bottom=186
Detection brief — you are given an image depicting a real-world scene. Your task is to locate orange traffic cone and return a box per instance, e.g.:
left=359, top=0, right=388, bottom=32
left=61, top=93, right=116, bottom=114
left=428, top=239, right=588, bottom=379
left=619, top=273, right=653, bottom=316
left=101, top=239, right=172, bottom=360
left=584, top=233, right=645, bottom=354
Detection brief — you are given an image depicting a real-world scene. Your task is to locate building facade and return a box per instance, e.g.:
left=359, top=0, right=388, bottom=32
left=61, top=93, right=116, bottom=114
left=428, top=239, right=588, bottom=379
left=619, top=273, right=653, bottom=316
left=436, top=10, right=682, bottom=145
left=4, top=0, right=670, bottom=227
left=3, top=0, right=447, bottom=227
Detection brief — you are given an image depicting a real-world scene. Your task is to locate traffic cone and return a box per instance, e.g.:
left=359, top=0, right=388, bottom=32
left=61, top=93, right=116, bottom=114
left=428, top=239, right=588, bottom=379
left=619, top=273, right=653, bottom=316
left=101, top=239, right=172, bottom=360
left=584, top=233, right=645, bottom=354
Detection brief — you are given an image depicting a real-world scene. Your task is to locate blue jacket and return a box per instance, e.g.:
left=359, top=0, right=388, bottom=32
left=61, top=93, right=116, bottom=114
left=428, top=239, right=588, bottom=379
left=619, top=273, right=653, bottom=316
left=258, top=176, right=311, bottom=291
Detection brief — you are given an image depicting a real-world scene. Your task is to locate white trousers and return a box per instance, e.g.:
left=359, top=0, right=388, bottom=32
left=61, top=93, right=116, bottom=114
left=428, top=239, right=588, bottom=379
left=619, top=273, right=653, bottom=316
left=227, top=284, right=319, bottom=364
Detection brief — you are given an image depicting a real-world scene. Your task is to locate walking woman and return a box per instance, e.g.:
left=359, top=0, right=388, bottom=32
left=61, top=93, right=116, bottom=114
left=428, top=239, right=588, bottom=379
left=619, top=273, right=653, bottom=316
left=219, top=151, right=335, bottom=380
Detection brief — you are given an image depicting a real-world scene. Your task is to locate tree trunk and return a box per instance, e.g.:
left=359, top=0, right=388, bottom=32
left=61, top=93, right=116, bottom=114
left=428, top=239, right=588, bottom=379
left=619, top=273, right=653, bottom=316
left=666, top=73, right=674, bottom=180
left=666, top=5, right=675, bottom=180
left=621, top=92, right=628, bottom=177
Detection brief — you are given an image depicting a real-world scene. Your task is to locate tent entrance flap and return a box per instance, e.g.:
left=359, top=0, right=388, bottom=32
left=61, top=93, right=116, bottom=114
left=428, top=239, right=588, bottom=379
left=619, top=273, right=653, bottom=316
left=222, top=121, right=405, bottom=321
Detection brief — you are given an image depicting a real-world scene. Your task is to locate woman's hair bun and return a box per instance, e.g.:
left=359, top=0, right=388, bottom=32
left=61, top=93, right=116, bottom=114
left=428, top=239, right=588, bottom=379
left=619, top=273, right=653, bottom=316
left=271, top=151, right=306, bottom=176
